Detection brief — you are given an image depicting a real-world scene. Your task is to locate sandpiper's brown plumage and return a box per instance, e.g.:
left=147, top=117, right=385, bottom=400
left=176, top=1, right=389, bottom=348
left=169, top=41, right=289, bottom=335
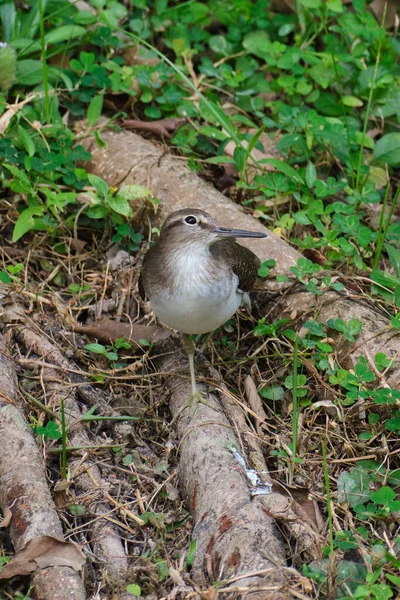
left=139, top=208, right=267, bottom=407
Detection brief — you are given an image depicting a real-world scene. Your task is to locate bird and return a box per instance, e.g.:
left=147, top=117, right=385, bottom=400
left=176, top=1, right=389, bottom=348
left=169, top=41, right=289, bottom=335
left=139, top=208, right=267, bottom=415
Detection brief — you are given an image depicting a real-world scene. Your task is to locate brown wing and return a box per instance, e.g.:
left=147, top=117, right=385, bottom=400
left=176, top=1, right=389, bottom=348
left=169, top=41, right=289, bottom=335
left=138, top=270, right=146, bottom=300
left=209, top=238, right=260, bottom=292
left=138, top=245, right=153, bottom=300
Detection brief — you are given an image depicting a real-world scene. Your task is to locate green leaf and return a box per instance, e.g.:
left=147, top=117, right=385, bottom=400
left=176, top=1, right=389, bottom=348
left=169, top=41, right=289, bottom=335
left=198, top=125, right=228, bottom=141
left=185, top=539, right=196, bottom=567
left=373, top=132, right=400, bottom=166
left=370, top=486, right=395, bottom=505
left=4, top=163, right=32, bottom=190
left=87, top=205, right=107, bottom=219
left=300, top=0, right=321, bottom=7
left=258, top=260, right=275, bottom=278
left=342, top=95, right=363, bottom=107
left=326, top=0, right=343, bottom=11
left=386, top=417, right=400, bottom=431
left=87, top=173, right=109, bottom=198
left=205, top=156, right=235, bottom=165
left=200, top=100, right=238, bottom=141
left=305, top=162, right=317, bottom=188
left=126, top=583, right=141, bottom=596
left=387, top=469, right=400, bottom=486
left=141, top=91, right=152, bottom=103
left=44, top=25, right=87, bottom=45
left=0, top=2, right=16, bottom=44
left=117, top=185, right=152, bottom=200
left=69, top=504, right=87, bottom=516
left=84, top=343, right=107, bottom=355
left=246, top=125, right=265, bottom=158
left=385, top=244, right=400, bottom=278
left=257, top=158, right=304, bottom=184
left=18, top=125, right=35, bottom=157
left=16, top=59, right=44, bottom=85
left=242, top=30, right=271, bottom=59
left=391, top=314, right=400, bottom=330
left=259, top=385, right=285, bottom=401
left=34, top=420, right=62, bottom=440
left=87, top=93, right=104, bottom=127
left=108, top=194, right=132, bottom=217
left=329, top=318, right=362, bottom=342
left=337, top=467, right=373, bottom=507
left=285, top=374, right=307, bottom=389
left=371, top=269, right=400, bottom=290
left=308, top=63, right=335, bottom=89
left=0, top=271, right=11, bottom=284
left=386, top=573, right=400, bottom=586
left=13, top=206, right=44, bottom=242
left=209, top=34, right=232, bottom=56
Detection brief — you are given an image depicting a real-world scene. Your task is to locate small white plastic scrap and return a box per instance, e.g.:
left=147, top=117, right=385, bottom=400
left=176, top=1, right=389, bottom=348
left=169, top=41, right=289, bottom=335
left=228, top=444, right=272, bottom=496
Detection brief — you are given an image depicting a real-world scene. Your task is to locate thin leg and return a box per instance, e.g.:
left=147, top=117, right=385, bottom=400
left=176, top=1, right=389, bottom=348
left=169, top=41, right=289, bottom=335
left=182, top=333, right=197, bottom=396
left=170, top=334, right=211, bottom=426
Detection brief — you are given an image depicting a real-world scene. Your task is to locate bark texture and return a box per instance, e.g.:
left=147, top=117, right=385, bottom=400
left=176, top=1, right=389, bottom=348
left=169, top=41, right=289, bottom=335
left=12, top=324, right=129, bottom=590
left=0, top=340, right=86, bottom=600
left=160, top=349, right=293, bottom=599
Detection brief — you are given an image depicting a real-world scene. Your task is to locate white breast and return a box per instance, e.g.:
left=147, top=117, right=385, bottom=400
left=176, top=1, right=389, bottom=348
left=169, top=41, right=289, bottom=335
left=149, top=247, right=244, bottom=334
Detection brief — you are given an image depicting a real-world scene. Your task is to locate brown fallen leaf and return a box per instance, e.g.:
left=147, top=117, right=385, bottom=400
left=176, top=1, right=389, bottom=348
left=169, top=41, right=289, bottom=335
left=273, top=482, right=324, bottom=534
left=0, top=535, right=85, bottom=579
left=0, top=95, right=36, bottom=135
left=302, top=248, right=327, bottom=267
left=370, top=0, right=400, bottom=27
left=121, top=118, right=186, bottom=138
left=244, top=375, right=267, bottom=434
left=75, top=318, right=171, bottom=345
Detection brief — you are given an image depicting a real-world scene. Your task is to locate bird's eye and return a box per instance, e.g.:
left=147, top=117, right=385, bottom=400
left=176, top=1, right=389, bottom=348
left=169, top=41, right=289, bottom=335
left=184, top=215, right=197, bottom=225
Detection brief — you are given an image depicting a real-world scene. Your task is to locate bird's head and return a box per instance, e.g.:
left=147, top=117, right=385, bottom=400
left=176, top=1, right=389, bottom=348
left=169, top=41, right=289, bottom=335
left=160, top=208, right=267, bottom=247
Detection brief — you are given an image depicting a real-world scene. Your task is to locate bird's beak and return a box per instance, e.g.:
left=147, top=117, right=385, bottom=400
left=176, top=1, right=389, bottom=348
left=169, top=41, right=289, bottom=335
left=211, top=225, right=267, bottom=239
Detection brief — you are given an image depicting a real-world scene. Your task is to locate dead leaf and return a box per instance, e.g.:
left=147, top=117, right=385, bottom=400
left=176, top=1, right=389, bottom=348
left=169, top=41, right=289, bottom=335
left=69, top=238, right=87, bottom=252
left=302, top=248, right=327, bottom=267
left=312, top=400, right=341, bottom=419
left=0, top=95, right=37, bottom=135
left=244, top=376, right=267, bottom=434
left=54, top=479, right=72, bottom=492
left=105, top=246, right=135, bottom=270
left=0, top=535, right=85, bottom=579
left=0, top=507, right=12, bottom=528
left=275, top=483, right=324, bottom=534
left=75, top=318, right=171, bottom=345
left=121, top=118, right=185, bottom=138
left=370, top=0, right=400, bottom=27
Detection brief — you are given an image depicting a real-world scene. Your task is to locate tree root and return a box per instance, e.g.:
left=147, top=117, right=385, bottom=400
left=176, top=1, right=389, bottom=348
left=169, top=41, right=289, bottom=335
left=0, top=336, right=86, bottom=600
left=159, top=349, right=302, bottom=598
left=4, top=317, right=131, bottom=594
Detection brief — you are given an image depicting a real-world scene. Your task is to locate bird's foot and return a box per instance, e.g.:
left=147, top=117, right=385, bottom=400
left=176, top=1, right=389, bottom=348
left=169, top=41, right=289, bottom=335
left=188, top=390, right=207, bottom=416
left=170, top=389, right=213, bottom=426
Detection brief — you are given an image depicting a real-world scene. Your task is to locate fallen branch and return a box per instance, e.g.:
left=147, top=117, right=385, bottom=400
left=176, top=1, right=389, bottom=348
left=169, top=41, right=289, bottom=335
left=1, top=309, right=134, bottom=593
left=0, top=336, right=85, bottom=600
left=120, top=117, right=185, bottom=138
left=159, top=348, right=296, bottom=596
